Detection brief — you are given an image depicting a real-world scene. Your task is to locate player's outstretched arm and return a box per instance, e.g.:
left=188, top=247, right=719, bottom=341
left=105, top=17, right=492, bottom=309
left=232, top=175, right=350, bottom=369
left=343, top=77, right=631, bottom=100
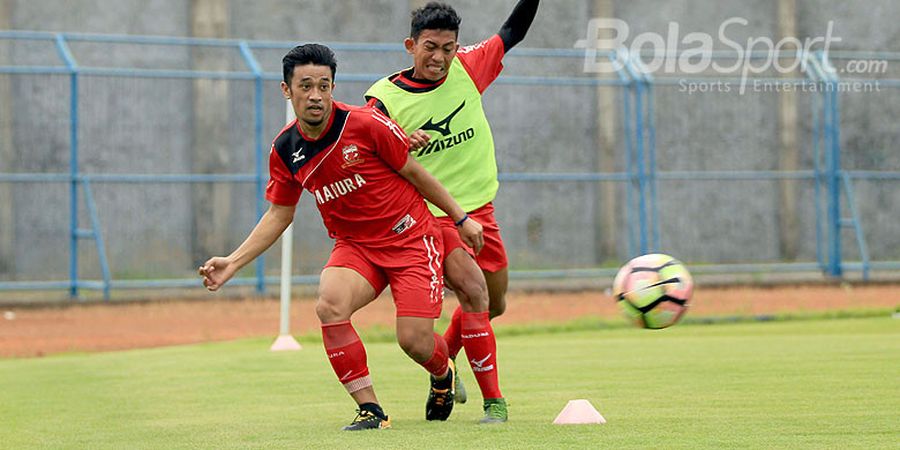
left=498, top=0, right=540, bottom=52
left=199, top=203, right=296, bottom=291
left=397, top=155, right=484, bottom=254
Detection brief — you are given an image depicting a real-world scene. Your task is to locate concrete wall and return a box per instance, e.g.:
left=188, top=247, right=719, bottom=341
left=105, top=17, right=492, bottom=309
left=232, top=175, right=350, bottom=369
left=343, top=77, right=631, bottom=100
left=0, top=0, right=13, bottom=274
left=1, top=0, right=898, bottom=283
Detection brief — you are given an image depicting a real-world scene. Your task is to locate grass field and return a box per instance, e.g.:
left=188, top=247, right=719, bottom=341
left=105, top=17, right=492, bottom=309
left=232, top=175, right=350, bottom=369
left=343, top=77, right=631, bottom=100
left=2, top=317, right=898, bottom=449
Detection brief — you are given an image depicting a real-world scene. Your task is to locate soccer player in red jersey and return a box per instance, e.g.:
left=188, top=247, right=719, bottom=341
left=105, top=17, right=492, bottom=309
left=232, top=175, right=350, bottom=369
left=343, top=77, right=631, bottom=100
left=199, top=44, right=484, bottom=431
left=365, top=0, right=539, bottom=423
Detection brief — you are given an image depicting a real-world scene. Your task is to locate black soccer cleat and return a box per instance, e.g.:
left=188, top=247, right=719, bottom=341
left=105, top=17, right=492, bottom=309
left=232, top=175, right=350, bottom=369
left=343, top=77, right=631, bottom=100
left=425, top=359, right=456, bottom=421
left=342, top=409, right=391, bottom=431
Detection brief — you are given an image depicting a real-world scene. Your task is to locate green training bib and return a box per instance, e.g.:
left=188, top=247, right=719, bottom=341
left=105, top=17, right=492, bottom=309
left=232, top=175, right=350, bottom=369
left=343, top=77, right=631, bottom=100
left=366, top=58, right=498, bottom=216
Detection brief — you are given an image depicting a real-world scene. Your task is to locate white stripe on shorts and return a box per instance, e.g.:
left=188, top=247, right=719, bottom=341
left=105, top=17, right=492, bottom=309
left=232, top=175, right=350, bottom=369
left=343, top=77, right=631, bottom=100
left=422, top=235, right=442, bottom=304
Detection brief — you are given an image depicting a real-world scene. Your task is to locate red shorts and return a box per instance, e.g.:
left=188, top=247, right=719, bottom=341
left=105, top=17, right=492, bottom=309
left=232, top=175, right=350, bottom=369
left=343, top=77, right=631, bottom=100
left=325, top=223, right=445, bottom=318
left=436, top=202, right=508, bottom=273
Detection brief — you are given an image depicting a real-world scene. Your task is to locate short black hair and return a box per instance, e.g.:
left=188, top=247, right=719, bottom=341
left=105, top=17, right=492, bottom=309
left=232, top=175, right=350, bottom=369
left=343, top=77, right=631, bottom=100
left=282, top=43, right=337, bottom=84
left=410, top=2, right=462, bottom=40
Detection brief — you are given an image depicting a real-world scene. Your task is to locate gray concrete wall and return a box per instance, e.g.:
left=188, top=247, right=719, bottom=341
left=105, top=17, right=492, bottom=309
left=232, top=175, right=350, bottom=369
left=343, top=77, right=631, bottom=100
left=1, top=0, right=898, bottom=284
left=190, top=0, right=233, bottom=265
left=0, top=0, right=13, bottom=274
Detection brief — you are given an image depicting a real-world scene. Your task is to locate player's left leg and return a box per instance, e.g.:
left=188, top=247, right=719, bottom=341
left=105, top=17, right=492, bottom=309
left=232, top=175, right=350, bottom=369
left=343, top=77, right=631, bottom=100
left=317, top=274, right=390, bottom=430
left=319, top=244, right=391, bottom=431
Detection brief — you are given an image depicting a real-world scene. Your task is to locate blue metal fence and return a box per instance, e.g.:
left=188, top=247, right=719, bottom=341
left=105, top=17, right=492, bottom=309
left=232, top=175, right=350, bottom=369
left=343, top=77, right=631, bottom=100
left=1, top=31, right=898, bottom=300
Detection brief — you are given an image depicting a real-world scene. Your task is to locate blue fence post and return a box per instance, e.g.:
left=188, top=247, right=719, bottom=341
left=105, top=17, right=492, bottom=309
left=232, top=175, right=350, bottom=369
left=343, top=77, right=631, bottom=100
left=825, top=83, right=841, bottom=277
left=642, top=71, right=659, bottom=252
left=622, top=53, right=649, bottom=255
left=54, top=34, right=80, bottom=298
left=634, top=81, right=649, bottom=254
left=239, top=41, right=267, bottom=294
left=811, top=80, right=824, bottom=270
left=607, top=51, right=635, bottom=258
left=828, top=81, right=842, bottom=277
left=81, top=180, right=111, bottom=299
left=821, top=53, right=842, bottom=278
left=614, top=50, right=636, bottom=257
left=806, top=53, right=830, bottom=273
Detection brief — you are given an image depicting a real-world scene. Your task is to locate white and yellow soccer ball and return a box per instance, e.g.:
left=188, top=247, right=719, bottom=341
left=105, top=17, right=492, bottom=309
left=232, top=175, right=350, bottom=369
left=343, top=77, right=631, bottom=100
left=612, top=254, right=693, bottom=329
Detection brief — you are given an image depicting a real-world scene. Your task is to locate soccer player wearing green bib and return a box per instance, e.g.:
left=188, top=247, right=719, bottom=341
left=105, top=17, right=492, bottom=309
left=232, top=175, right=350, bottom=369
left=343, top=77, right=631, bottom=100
left=365, top=0, right=539, bottom=424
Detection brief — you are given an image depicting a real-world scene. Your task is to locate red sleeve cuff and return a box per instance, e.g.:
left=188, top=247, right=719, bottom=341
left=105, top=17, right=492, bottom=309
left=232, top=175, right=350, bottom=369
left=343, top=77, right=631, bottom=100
left=265, top=180, right=301, bottom=206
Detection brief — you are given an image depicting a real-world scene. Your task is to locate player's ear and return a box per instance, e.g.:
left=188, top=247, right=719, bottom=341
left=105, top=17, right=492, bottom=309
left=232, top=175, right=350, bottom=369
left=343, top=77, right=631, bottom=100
left=280, top=81, right=290, bottom=99
left=404, top=37, right=416, bottom=54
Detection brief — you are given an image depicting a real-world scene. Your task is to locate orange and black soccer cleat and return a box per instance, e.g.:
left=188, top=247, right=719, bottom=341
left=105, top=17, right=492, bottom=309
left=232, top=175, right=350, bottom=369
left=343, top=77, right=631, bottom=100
left=342, top=409, right=391, bottom=431
left=425, top=358, right=456, bottom=420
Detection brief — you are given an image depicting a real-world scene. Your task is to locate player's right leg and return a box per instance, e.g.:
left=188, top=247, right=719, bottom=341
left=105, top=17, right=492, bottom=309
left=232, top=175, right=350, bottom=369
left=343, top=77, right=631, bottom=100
left=440, top=227, right=490, bottom=405
left=318, top=254, right=390, bottom=430
left=446, top=204, right=509, bottom=422
left=440, top=232, right=505, bottom=417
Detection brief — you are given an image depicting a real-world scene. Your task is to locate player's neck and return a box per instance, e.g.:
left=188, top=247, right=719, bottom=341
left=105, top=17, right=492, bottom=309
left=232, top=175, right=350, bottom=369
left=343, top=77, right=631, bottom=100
left=298, top=121, right=325, bottom=140
left=298, top=112, right=331, bottom=140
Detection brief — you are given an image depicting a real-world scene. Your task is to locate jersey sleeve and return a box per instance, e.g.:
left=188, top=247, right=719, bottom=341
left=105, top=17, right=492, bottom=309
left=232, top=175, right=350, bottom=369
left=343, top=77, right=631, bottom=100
left=457, top=34, right=506, bottom=94
left=365, top=96, right=391, bottom=118
left=265, top=144, right=302, bottom=206
left=368, top=109, right=411, bottom=172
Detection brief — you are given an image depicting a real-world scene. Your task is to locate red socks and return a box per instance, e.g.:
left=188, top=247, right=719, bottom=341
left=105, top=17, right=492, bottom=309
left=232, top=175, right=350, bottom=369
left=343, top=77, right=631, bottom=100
left=460, top=311, right=502, bottom=399
left=324, top=316, right=498, bottom=399
left=442, top=306, right=464, bottom=358
left=420, top=332, right=450, bottom=378
left=321, top=321, right=371, bottom=394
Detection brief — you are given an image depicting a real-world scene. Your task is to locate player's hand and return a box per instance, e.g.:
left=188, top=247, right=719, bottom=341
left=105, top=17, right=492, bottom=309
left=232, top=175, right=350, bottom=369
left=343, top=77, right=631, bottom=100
left=457, top=217, right=485, bottom=255
left=198, top=256, right=237, bottom=292
left=408, top=129, right=431, bottom=151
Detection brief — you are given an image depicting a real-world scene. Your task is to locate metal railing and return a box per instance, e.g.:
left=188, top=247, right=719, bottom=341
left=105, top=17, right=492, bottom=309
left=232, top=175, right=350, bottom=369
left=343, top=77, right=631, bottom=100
left=1, top=31, right=898, bottom=300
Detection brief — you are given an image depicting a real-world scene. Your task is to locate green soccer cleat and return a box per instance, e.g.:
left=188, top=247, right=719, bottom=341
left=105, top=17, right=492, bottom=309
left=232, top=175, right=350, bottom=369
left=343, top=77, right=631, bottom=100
left=425, top=359, right=456, bottom=421
left=480, top=398, right=508, bottom=424
left=452, top=357, right=467, bottom=404
left=342, top=409, right=391, bottom=431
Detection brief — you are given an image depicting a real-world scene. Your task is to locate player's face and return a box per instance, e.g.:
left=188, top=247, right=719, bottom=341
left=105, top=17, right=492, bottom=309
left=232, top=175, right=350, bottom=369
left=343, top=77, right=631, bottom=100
left=405, top=29, right=459, bottom=81
left=281, top=64, right=334, bottom=130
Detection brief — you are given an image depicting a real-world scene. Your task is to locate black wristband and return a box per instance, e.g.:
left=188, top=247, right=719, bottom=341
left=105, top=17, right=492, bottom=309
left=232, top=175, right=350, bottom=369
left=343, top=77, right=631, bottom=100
left=455, top=214, right=469, bottom=227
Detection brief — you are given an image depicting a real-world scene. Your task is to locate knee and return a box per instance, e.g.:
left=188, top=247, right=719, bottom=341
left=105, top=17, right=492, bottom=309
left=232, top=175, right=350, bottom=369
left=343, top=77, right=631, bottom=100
left=315, top=295, right=348, bottom=323
left=451, top=276, right=489, bottom=312
left=396, top=328, right=432, bottom=361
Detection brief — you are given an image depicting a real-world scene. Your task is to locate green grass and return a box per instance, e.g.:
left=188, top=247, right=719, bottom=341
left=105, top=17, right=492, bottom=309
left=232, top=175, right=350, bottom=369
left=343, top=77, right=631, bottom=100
left=2, top=317, right=898, bottom=449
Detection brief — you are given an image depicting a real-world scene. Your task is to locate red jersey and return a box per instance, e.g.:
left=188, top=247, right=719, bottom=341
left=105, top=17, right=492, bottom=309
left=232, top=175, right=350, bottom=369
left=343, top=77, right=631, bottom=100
left=266, top=101, right=433, bottom=246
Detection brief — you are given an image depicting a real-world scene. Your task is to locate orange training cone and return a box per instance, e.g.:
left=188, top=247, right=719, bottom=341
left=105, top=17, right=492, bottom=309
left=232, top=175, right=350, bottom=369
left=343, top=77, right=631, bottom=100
left=552, top=399, right=606, bottom=425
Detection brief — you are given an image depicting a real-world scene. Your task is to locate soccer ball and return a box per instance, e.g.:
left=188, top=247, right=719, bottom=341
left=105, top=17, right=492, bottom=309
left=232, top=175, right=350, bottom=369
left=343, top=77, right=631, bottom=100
left=612, top=254, right=693, bottom=329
